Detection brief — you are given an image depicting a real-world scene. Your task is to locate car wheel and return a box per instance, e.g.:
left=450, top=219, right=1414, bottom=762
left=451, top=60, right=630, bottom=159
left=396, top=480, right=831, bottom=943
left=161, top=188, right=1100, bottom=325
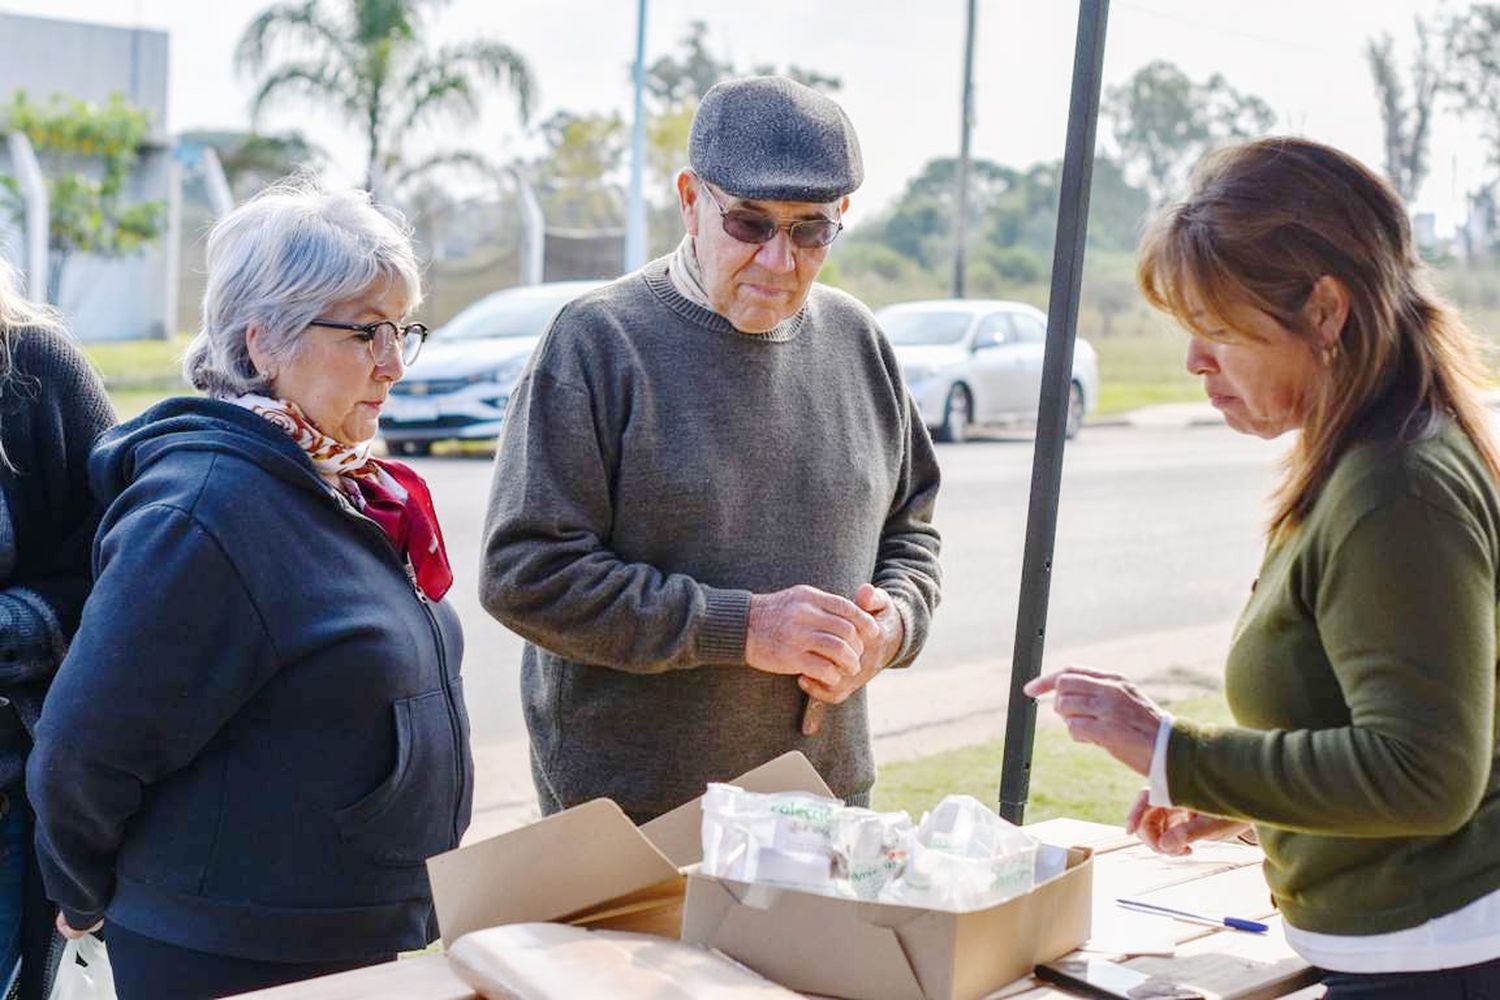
left=938, top=384, right=971, bottom=443
left=1065, top=382, right=1084, bottom=440
left=397, top=440, right=433, bottom=456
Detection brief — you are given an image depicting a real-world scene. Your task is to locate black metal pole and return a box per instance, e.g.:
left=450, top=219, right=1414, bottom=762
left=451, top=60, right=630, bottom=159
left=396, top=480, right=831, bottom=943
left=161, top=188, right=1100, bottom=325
left=998, top=0, right=1110, bottom=825
left=952, top=0, right=977, bottom=298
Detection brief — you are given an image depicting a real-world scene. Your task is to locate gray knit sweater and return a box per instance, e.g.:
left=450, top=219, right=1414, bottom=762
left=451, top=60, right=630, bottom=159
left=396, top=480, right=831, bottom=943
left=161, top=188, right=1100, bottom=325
left=480, top=258, right=942, bottom=822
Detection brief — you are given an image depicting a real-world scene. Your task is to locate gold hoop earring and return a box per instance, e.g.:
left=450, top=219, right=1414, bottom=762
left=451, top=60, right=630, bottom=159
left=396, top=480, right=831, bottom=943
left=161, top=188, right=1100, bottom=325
left=1322, top=344, right=1341, bottom=367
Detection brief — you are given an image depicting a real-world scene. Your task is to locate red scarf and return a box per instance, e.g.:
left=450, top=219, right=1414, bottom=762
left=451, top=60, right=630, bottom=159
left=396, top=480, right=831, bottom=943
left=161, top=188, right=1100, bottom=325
left=230, top=395, right=453, bottom=601
left=350, top=459, right=454, bottom=602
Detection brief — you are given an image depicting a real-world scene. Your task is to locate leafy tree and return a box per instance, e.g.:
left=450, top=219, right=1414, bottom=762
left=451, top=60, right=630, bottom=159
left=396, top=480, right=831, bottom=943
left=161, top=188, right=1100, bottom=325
left=531, top=110, right=626, bottom=229
left=644, top=20, right=732, bottom=106
left=0, top=90, right=166, bottom=305
left=748, top=65, right=843, bottom=93
left=235, top=0, right=534, bottom=198
left=861, top=153, right=1149, bottom=275
left=1366, top=17, right=1445, bottom=203
left=870, top=157, right=1017, bottom=268
left=1103, top=59, right=1275, bottom=206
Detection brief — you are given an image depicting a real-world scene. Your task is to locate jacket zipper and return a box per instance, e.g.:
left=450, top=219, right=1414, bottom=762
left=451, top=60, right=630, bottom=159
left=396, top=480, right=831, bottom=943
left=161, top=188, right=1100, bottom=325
left=331, top=491, right=467, bottom=847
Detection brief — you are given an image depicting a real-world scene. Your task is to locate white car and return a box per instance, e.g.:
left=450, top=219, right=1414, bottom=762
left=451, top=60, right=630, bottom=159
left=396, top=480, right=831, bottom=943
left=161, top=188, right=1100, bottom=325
left=877, top=299, right=1100, bottom=442
left=379, top=280, right=606, bottom=454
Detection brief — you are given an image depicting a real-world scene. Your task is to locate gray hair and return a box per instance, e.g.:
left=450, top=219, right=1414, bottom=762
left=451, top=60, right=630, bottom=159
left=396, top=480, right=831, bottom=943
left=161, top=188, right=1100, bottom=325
left=183, top=178, right=423, bottom=397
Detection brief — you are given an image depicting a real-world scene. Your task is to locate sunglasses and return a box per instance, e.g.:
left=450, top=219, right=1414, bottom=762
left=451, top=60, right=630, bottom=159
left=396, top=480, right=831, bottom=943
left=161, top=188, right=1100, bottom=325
left=701, top=184, right=844, bottom=249
left=310, top=319, right=429, bottom=367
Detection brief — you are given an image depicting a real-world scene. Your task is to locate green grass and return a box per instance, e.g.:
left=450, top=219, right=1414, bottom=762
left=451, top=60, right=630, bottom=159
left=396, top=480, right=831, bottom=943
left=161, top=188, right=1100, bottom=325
left=81, top=334, right=193, bottom=388
left=1093, top=381, right=1203, bottom=416
left=76, top=333, right=191, bottom=422
left=1088, top=331, right=1202, bottom=416
left=873, top=694, right=1234, bottom=825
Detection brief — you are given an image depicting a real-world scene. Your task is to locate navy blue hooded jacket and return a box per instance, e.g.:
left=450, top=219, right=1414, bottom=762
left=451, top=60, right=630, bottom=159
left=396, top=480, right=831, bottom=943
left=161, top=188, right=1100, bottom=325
left=27, top=397, right=472, bottom=963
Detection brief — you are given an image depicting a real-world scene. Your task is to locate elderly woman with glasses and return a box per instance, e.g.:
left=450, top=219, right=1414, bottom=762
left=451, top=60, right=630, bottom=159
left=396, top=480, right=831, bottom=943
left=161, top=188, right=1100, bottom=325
left=26, top=180, right=470, bottom=1000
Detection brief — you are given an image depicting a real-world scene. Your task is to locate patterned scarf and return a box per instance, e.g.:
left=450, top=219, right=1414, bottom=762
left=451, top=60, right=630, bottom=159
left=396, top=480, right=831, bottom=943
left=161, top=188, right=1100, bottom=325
left=229, top=394, right=453, bottom=601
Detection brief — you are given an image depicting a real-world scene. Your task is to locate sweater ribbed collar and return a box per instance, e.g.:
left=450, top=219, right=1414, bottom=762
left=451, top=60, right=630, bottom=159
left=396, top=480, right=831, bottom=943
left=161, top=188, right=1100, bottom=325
left=652, top=243, right=805, bottom=344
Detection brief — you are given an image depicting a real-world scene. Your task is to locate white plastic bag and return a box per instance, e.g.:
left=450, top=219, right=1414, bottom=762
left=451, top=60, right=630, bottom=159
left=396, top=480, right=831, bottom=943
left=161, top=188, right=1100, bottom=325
left=832, top=808, right=912, bottom=900
left=700, top=783, right=843, bottom=893
left=881, top=794, right=1039, bottom=911
left=47, top=934, right=116, bottom=1000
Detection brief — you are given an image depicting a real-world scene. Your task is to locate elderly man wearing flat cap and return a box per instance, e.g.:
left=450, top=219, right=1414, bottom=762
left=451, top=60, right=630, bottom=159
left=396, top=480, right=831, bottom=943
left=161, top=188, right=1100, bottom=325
left=480, top=75, right=942, bottom=822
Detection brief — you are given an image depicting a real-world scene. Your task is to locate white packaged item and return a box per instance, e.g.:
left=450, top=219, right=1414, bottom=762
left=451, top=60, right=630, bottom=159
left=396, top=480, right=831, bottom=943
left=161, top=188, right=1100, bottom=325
left=700, top=783, right=842, bottom=893
left=882, top=794, right=1039, bottom=911
left=833, top=807, right=913, bottom=900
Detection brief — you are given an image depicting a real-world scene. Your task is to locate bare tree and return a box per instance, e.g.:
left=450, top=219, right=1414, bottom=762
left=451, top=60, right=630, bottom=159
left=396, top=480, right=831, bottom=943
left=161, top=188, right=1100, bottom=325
left=1366, top=16, right=1444, bottom=203
left=1448, top=4, right=1500, bottom=167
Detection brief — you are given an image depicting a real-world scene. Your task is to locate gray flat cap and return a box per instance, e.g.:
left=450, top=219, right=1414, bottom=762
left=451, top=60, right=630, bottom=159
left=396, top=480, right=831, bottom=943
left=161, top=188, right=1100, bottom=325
left=690, top=76, right=864, bottom=203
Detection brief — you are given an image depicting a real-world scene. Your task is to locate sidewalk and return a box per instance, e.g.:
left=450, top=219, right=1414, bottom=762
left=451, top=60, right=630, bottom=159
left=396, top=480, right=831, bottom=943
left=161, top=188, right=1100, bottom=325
left=463, top=618, right=1235, bottom=842
left=1106, top=387, right=1500, bottom=431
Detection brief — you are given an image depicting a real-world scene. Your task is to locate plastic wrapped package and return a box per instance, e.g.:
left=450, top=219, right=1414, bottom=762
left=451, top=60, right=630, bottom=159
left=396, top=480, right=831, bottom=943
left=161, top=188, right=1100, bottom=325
left=701, top=786, right=1039, bottom=912
left=700, top=784, right=843, bottom=893
left=881, top=795, right=1040, bottom=911
left=833, top=808, right=913, bottom=900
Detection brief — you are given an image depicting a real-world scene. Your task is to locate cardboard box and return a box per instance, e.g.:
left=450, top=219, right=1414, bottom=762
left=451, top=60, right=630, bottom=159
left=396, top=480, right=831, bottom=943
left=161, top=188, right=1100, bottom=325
left=681, top=845, right=1093, bottom=1000
left=424, top=751, right=836, bottom=945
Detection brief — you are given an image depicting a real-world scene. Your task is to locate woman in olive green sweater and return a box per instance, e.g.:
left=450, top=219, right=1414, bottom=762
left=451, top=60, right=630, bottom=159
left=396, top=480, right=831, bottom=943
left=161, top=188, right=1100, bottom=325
left=1028, top=137, right=1500, bottom=997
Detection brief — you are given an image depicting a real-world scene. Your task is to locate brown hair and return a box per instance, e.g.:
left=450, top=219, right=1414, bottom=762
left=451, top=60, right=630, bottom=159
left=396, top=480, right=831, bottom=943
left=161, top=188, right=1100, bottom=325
left=1137, top=136, right=1500, bottom=539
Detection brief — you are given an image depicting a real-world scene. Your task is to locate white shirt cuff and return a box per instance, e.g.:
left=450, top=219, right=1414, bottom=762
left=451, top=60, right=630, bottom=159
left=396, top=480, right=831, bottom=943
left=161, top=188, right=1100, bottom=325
left=1148, top=713, right=1175, bottom=807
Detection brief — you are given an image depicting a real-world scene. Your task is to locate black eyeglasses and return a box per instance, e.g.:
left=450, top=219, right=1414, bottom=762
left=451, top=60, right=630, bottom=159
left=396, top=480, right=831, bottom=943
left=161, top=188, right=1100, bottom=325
left=701, top=184, right=844, bottom=249
left=310, top=319, right=429, bottom=366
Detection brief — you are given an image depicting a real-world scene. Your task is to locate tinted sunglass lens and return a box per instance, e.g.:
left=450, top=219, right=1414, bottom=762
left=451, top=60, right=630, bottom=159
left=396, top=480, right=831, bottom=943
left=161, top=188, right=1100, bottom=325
left=722, top=209, right=778, bottom=244
left=790, top=221, right=840, bottom=249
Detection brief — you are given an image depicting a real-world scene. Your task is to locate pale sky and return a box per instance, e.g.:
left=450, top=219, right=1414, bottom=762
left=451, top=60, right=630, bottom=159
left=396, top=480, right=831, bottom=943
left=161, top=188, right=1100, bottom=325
left=0, top=0, right=1481, bottom=227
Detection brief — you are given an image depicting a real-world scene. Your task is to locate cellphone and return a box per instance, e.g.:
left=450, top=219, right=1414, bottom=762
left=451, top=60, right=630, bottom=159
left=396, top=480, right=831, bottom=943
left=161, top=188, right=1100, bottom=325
left=1035, top=959, right=1205, bottom=999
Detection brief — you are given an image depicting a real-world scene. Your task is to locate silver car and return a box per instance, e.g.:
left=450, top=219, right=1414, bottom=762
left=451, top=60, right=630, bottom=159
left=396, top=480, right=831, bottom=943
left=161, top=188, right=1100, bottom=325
left=380, top=280, right=605, bottom=454
left=877, top=299, right=1100, bottom=442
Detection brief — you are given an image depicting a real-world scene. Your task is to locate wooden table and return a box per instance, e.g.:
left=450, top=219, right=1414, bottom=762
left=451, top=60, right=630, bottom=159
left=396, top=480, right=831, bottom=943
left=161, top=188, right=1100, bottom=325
left=238, top=819, right=1318, bottom=999
left=996, top=818, right=1320, bottom=1000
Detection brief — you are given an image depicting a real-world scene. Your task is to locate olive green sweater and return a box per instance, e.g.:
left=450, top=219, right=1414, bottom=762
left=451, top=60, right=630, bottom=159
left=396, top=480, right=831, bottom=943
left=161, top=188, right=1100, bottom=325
left=1169, top=421, right=1500, bottom=935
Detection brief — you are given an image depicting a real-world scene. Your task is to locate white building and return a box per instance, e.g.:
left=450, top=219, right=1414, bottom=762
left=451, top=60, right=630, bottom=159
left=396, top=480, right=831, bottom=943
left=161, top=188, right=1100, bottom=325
left=0, top=11, right=176, bottom=341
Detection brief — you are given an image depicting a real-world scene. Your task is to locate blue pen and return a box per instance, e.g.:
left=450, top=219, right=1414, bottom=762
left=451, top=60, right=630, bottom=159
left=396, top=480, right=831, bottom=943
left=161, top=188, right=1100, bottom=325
left=1117, top=897, right=1269, bottom=933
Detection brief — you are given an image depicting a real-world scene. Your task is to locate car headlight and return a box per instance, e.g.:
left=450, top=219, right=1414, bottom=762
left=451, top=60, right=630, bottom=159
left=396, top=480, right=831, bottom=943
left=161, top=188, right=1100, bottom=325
left=468, top=356, right=528, bottom=391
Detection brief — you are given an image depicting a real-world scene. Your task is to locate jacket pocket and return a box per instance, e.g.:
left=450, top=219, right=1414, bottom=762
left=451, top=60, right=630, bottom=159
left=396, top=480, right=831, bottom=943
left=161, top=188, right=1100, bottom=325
left=332, top=690, right=461, bottom=868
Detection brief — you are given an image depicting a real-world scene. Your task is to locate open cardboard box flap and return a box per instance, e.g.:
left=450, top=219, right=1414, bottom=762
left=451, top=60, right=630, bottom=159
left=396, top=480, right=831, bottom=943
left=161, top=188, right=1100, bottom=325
left=426, top=751, right=836, bottom=944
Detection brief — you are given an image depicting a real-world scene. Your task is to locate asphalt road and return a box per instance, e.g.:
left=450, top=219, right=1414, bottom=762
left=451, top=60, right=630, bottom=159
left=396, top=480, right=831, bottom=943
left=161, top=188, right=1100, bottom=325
left=409, top=423, right=1289, bottom=750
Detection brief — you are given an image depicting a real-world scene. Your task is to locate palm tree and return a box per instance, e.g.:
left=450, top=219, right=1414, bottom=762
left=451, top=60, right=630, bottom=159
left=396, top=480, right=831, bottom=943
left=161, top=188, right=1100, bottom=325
left=235, top=0, right=534, bottom=197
